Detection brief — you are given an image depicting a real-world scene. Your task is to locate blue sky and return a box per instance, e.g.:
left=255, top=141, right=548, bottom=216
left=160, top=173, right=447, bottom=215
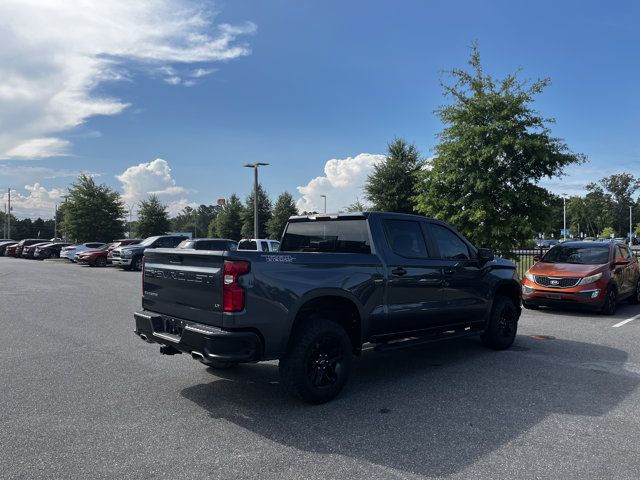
left=1, top=0, right=638, bottom=218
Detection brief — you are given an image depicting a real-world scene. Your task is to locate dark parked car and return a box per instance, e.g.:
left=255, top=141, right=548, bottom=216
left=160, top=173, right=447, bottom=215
left=177, top=238, right=238, bottom=251
left=112, top=235, right=188, bottom=271
left=34, top=242, right=72, bottom=259
left=11, top=239, right=45, bottom=257
left=22, top=242, right=53, bottom=259
left=0, top=240, right=18, bottom=256
left=134, top=212, right=521, bottom=403
left=106, top=239, right=142, bottom=264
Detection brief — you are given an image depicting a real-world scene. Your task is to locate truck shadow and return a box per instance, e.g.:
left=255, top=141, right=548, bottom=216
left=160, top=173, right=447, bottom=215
left=180, top=336, right=639, bottom=477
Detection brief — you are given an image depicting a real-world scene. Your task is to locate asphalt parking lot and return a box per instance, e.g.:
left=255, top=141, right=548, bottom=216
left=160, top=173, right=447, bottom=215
left=2, top=257, right=640, bottom=480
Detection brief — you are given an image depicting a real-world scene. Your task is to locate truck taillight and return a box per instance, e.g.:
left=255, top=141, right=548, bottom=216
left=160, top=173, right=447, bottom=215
left=223, top=260, right=250, bottom=312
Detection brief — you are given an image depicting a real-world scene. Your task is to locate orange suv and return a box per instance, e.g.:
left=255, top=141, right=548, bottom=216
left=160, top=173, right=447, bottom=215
left=522, top=241, right=640, bottom=315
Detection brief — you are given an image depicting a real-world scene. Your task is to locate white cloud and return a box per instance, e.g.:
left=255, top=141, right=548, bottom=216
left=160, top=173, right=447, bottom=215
left=0, top=0, right=256, bottom=159
left=2, top=183, right=63, bottom=219
left=296, top=153, right=385, bottom=213
left=116, top=158, right=190, bottom=210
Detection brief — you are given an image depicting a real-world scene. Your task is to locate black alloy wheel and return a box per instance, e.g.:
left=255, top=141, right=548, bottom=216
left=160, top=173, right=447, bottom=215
left=601, top=287, right=617, bottom=315
left=306, top=336, right=345, bottom=389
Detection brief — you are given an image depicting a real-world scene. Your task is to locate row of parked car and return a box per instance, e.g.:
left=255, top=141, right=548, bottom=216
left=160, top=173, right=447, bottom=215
left=0, top=235, right=281, bottom=271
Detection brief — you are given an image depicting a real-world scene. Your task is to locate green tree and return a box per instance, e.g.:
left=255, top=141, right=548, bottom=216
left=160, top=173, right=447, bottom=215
left=601, top=226, right=615, bottom=239
left=59, top=174, right=126, bottom=242
left=267, top=192, right=298, bottom=239
left=414, top=45, right=585, bottom=254
left=135, top=194, right=170, bottom=238
left=345, top=198, right=370, bottom=212
left=241, top=184, right=272, bottom=238
left=171, top=204, right=221, bottom=237
left=591, top=173, right=639, bottom=236
left=214, top=194, right=243, bottom=240
left=365, top=139, right=423, bottom=213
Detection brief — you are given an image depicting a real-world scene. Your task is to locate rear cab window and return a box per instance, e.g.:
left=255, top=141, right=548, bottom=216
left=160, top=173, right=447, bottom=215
left=238, top=240, right=257, bottom=250
left=281, top=218, right=371, bottom=253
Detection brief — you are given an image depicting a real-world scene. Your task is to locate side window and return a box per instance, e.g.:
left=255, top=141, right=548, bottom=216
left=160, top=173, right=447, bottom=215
left=261, top=241, right=269, bottom=252
left=430, top=224, right=471, bottom=260
left=384, top=220, right=429, bottom=258
left=271, top=241, right=280, bottom=252
left=616, top=246, right=627, bottom=260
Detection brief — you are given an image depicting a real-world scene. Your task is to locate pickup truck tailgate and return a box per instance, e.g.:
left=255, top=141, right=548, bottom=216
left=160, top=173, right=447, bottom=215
left=142, top=249, right=224, bottom=326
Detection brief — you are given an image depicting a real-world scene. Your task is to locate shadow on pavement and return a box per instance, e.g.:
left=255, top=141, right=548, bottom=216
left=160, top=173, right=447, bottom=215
left=181, top=336, right=639, bottom=477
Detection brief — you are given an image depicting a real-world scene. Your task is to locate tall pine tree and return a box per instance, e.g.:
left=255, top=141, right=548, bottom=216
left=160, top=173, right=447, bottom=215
left=364, top=139, right=423, bottom=213
left=267, top=192, right=298, bottom=239
left=241, top=184, right=272, bottom=238
left=135, top=194, right=170, bottom=238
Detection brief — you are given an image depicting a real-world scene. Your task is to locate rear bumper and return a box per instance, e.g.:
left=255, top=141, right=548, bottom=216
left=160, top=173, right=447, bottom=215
left=134, top=310, right=262, bottom=363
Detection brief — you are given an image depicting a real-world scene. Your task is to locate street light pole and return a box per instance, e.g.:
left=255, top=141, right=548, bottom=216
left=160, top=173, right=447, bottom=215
left=7, top=187, right=11, bottom=239
left=126, top=203, right=135, bottom=239
left=54, top=203, right=57, bottom=239
left=630, top=205, right=633, bottom=242
left=243, top=162, right=270, bottom=239
left=562, top=194, right=567, bottom=241
left=320, top=194, right=327, bottom=213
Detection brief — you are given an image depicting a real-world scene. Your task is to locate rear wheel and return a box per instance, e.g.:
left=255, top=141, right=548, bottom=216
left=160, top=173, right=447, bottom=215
left=481, top=296, right=519, bottom=350
left=601, top=287, right=617, bottom=315
left=95, top=256, right=107, bottom=267
left=629, top=279, right=640, bottom=305
left=279, top=318, right=352, bottom=404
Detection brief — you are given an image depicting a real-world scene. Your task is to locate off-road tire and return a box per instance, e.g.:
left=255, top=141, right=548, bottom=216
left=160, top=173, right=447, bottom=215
left=279, top=318, right=352, bottom=404
left=481, top=296, right=519, bottom=350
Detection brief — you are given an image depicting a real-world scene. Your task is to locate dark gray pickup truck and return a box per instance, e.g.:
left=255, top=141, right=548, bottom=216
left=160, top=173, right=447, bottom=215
left=134, top=212, right=521, bottom=403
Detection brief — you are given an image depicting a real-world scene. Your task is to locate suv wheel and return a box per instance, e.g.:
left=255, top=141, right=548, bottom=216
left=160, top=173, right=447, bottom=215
left=481, top=296, right=519, bottom=350
left=601, top=287, right=617, bottom=315
left=132, top=256, right=143, bottom=271
left=95, top=256, right=107, bottom=267
left=279, top=318, right=352, bottom=404
left=629, top=280, right=640, bottom=305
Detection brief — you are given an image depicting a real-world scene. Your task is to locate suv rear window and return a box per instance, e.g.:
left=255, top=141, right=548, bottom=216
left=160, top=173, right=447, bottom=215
left=238, top=240, right=257, bottom=250
left=281, top=219, right=371, bottom=254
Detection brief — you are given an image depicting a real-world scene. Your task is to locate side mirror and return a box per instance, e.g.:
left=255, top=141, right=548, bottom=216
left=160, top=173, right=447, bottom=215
left=533, top=255, right=541, bottom=262
left=478, top=248, right=494, bottom=262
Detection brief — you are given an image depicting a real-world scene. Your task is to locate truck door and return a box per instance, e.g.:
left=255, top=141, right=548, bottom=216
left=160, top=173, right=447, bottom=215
left=425, top=222, right=488, bottom=324
left=379, top=219, right=445, bottom=335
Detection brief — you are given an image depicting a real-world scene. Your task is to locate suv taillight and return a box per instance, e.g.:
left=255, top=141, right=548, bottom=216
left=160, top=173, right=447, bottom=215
left=223, top=260, right=250, bottom=312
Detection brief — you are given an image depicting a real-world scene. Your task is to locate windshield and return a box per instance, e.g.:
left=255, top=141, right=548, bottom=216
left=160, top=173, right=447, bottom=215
left=542, top=245, right=610, bottom=265
left=281, top=219, right=371, bottom=253
left=139, top=236, right=160, bottom=247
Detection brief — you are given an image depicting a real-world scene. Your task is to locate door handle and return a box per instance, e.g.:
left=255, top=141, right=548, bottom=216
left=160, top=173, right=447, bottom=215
left=392, top=267, right=407, bottom=276
left=444, top=268, right=456, bottom=275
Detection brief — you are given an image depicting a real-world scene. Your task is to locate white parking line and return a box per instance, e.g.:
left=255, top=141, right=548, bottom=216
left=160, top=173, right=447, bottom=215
left=613, top=314, right=640, bottom=328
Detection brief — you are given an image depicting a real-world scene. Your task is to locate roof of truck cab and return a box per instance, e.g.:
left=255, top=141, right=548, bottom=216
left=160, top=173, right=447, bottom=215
left=287, top=211, right=437, bottom=222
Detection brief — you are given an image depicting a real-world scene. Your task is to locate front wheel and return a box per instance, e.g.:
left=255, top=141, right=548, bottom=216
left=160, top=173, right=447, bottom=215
left=522, top=301, right=539, bottom=310
left=481, top=296, right=519, bottom=350
left=132, top=256, right=143, bottom=271
left=95, top=256, right=107, bottom=267
left=601, top=287, right=617, bottom=315
left=279, top=319, right=352, bottom=404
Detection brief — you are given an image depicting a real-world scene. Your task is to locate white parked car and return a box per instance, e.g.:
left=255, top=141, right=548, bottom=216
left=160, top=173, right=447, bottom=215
left=60, top=242, right=106, bottom=261
left=237, top=238, right=280, bottom=252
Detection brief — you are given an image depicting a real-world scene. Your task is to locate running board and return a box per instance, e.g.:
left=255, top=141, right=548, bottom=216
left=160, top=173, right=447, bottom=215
left=374, top=328, right=482, bottom=353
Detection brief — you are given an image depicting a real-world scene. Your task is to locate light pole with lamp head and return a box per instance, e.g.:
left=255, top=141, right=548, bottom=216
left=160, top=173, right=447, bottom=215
left=243, top=162, right=270, bottom=239
left=126, top=203, right=136, bottom=239
left=562, top=194, right=568, bottom=241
